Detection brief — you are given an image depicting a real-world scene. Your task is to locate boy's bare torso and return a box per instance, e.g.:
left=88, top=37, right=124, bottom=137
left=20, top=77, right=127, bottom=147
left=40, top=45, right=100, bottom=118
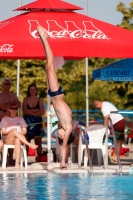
left=51, top=94, right=72, bottom=131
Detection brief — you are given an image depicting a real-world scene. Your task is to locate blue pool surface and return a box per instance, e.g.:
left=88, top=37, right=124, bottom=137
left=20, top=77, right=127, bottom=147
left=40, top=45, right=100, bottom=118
left=0, top=173, right=133, bottom=200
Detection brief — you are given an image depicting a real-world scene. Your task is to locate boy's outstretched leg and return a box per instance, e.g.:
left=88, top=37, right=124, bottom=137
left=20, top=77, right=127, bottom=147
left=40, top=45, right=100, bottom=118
left=37, top=26, right=59, bottom=92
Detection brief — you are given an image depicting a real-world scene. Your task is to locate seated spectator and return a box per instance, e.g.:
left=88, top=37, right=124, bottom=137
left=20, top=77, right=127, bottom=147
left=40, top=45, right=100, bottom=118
left=0, top=77, right=21, bottom=165
left=0, top=103, right=38, bottom=168
left=22, top=84, right=44, bottom=156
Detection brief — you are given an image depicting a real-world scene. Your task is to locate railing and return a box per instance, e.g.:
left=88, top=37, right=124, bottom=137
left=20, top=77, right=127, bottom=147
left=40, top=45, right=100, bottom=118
left=105, top=117, right=122, bottom=175
left=72, top=109, right=103, bottom=124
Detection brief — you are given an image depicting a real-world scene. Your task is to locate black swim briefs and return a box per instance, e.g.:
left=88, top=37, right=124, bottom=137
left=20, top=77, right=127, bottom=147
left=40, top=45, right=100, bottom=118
left=48, top=86, right=64, bottom=97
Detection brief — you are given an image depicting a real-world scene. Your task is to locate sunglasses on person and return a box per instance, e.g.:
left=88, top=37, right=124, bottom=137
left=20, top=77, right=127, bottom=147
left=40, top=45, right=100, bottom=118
left=4, top=83, right=11, bottom=85
left=10, top=107, right=18, bottom=110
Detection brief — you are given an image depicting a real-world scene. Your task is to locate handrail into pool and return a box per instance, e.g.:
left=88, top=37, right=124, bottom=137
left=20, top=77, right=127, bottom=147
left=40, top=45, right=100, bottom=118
left=105, top=117, right=122, bottom=175
left=110, top=110, right=133, bottom=115
left=82, top=129, right=93, bottom=175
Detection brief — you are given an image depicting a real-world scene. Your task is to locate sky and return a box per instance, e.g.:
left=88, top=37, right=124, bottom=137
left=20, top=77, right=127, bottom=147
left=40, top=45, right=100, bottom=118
left=0, top=0, right=132, bottom=25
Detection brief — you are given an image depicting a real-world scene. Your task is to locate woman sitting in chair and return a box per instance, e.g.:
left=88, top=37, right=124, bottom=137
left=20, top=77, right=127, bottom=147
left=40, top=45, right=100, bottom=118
left=0, top=103, right=38, bottom=168
left=22, top=84, right=44, bottom=156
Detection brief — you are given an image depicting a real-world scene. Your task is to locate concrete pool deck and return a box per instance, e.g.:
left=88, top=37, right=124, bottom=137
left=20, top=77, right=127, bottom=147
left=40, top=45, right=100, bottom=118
left=0, top=142, right=133, bottom=174
left=0, top=163, right=131, bottom=174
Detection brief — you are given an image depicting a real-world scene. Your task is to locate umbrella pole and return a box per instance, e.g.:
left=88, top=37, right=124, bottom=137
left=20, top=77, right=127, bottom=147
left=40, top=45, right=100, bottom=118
left=47, top=95, right=51, bottom=163
left=86, top=58, right=89, bottom=126
left=85, top=0, right=89, bottom=127
left=17, top=59, right=20, bottom=98
left=17, top=0, right=22, bottom=113
left=17, top=0, right=22, bottom=97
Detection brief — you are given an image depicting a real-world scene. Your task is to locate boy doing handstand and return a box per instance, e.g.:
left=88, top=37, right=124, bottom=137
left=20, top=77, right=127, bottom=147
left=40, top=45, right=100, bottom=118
left=37, top=26, right=72, bottom=169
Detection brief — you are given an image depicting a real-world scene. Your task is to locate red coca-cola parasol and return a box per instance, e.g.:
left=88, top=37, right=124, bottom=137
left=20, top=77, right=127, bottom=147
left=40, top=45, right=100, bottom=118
left=1, top=0, right=133, bottom=59
left=13, top=0, right=83, bottom=11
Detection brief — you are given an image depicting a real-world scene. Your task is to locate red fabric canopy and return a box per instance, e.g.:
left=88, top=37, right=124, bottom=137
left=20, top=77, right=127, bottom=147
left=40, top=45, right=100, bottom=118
left=0, top=10, right=133, bottom=59
left=14, top=0, right=83, bottom=11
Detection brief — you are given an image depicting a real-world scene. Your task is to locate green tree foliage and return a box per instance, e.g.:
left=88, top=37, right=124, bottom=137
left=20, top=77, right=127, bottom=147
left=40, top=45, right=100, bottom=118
left=58, top=59, right=86, bottom=110
left=117, top=2, right=133, bottom=30
left=0, top=59, right=47, bottom=103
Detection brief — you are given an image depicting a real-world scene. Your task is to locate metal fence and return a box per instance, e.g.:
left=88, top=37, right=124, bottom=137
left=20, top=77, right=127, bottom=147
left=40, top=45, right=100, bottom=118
left=72, top=109, right=103, bottom=124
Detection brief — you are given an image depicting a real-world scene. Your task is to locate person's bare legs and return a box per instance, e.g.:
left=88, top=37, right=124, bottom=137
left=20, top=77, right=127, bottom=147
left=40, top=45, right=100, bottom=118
left=25, top=136, right=30, bottom=156
left=112, top=140, right=122, bottom=161
left=0, top=140, right=3, bottom=152
left=14, top=138, right=21, bottom=169
left=35, top=137, right=42, bottom=155
left=118, top=140, right=122, bottom=156
left=6, top=130, right=38, bottom=149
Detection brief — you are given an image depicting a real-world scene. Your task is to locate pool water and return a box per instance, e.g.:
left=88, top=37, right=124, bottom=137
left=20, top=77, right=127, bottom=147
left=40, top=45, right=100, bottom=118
left=0, top=173, right=133, bottom=200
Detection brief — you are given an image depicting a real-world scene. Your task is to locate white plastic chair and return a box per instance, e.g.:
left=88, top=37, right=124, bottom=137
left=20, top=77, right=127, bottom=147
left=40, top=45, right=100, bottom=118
left=2, top=144, right=28, bottom=169
left=1, top=132, right=28, bottom=169
left=78, top=124, right=109, bottom=167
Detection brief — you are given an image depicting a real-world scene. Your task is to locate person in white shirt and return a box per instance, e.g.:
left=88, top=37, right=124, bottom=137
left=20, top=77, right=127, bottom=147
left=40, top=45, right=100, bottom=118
left=93, top=100, right=126, bottom=162
left=0, top=103, right=38, bottom=169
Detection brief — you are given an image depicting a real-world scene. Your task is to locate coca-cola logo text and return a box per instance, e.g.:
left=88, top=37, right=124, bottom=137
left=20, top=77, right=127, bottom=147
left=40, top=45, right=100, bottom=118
left=0, top=44, right=14, bottom=53
left=28, top=20, right=110, bottom=40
